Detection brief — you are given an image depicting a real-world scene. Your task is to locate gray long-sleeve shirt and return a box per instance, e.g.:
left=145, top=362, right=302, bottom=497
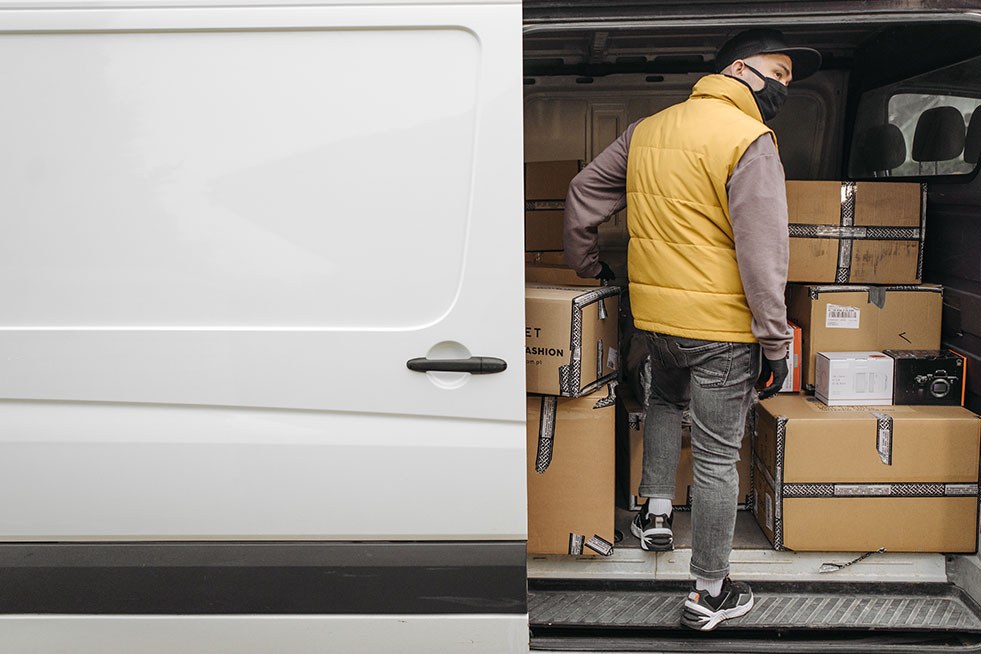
left=564, top=120, right=792, bottom=360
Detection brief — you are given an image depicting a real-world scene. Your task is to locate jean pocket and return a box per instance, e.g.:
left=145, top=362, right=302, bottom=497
left=690, top=343, right=733, bottom=388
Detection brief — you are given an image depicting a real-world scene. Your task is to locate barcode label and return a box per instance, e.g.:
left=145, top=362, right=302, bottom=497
left=826, top=304, right=861, bottom=329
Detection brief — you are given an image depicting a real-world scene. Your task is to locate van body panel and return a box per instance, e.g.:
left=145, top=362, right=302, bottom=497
left=0, top=3, right=527, bottom=542
left=0, top=402, right=527, bottom=539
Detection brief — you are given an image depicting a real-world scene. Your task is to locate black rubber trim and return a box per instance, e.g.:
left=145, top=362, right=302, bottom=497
left=0, top=541, right=527, bottom=615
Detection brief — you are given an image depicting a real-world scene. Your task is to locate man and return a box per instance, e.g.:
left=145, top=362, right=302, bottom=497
left=563, top=29, right=821, bottom=631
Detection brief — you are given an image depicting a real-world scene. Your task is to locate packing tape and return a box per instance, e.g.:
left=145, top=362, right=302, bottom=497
left=535, top=396, right=558, bottom=474
left=584, top=535, right=614, bottom=556
left=788, top=224, right=922, bottom=240
left=560, top=285, right=622, bottom=396
left=592, top=381, right=617, bottom=409
left=870, top=411, right=894, bottom=465
left=868, top=287, right=888, bottom=309
left=781, top=482, right=978, bottom=497
left=835, top=182, right=857, bottom=283
left=806, top=284, right=941, bottom=305
left=917, top=183, right=927, bottom=280
left=596, top=338, right=604, bottom=381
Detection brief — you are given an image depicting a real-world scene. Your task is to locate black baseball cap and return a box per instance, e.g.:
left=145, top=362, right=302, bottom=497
left=715, top=28, right=822, bottom=80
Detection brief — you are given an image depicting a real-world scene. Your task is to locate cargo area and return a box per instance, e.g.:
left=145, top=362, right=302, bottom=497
left=520, top=6, right=981, bottom=649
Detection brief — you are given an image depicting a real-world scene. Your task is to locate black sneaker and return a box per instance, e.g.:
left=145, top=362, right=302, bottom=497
left=681, top=577, right=755, bottom=631
left=629, top=501, right=673, bottom=551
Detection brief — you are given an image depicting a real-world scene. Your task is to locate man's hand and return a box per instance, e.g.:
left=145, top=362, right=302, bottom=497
left=757, top=356, right=788, bottom=400
left=595, top=261, right=616, bottom=282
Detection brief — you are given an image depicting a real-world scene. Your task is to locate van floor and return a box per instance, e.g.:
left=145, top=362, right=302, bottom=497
left=613, top=507, right=771, bottom=550
left=528, top=508, right=949, bottom=584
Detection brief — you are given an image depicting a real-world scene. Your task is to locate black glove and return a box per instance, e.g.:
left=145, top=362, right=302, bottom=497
left=595, top=261, right=616, bottom=282
left=757, top=356, right=788, bottom=400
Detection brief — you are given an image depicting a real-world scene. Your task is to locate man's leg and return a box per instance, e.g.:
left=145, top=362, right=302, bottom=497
left=667, top=337, right=760, bottom=630
left=633, top=332, right=690, bottom=551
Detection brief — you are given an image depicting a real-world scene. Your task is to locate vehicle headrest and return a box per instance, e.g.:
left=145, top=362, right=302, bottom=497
left=965, top=110, right=981, bottom=165
left=856, top=124, right=906, bottom=173
left=912, top=106, right=965, bottom=162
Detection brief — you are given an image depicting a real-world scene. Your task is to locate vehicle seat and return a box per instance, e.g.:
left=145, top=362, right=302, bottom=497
left=965, top=110, right=981, bottom=165
left=912, top=106, right=966, bottom=167
left=855, top=123, right=906, bottom=176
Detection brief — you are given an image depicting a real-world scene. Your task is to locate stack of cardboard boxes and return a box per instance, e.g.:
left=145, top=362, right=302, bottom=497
left=522, top=168, right=981, bottom=557
left=524, top=161, right=621, bottom=556
left=752, top=180, right=981, bottom=553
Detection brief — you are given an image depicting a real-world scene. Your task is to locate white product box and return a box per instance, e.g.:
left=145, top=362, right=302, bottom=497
left=815, top=351, right=894, bottom=406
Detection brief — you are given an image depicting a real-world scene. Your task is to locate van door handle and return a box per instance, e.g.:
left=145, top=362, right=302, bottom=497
left=406, top=357, right=507, bottom=374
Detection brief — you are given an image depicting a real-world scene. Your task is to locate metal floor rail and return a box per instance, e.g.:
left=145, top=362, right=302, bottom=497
left=530, top=580, right=981, bottom=652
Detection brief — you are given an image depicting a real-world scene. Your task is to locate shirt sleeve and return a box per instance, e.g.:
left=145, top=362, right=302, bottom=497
left=563, top=121, right=640, bottom=277
left=728, top=134, right=794, bottom=361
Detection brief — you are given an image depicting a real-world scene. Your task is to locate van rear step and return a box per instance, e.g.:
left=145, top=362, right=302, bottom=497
left=529, top=580, right=981, bottom=652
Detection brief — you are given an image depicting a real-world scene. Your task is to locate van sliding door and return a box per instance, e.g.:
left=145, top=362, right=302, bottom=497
left=0, top=2, right=527, bottom=652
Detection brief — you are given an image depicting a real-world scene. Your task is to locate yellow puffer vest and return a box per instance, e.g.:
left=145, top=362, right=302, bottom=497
left=627, top=74, right=776, bottom=342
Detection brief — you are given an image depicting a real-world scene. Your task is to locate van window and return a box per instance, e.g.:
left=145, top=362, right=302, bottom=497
left=848, top=55, right=981, bottom=179
left=888, top=93, right=980, bottom=176
left=0, top=29, right=479, bottom=329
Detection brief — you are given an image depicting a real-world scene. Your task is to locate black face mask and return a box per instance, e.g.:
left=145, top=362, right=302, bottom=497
left=744, top=64, right=788, bottom=122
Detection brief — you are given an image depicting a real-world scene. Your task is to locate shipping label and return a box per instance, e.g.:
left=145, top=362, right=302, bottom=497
left=826, top=304, right=861, bottom=329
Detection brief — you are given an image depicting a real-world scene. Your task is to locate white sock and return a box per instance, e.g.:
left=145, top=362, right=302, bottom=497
left=647, top=498, right=673, bottom=518
left=695, top=577, right=724, bottom=597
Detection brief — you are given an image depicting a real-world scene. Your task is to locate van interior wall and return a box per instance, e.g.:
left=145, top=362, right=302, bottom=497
left=924, top=170, right=981, bottom=415
left=523, top=68, right=848, bottom=275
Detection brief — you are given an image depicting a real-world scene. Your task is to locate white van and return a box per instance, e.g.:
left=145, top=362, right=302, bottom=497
left=0, top=0, right=979, bottom=652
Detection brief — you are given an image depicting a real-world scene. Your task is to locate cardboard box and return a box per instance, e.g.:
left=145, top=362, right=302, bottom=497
left=787, top=284, right=942, bottom=390
left=525, top=253, right=600, bottom=287
left=526, top=264, right=600, bottom=287
left=525, top=161, right=583, bottom=252
left=526, top=252, right=569, bottom=265
left=525, top=212, right=565, bottom=252
left=527, top=390, right=616, bottom=556
left=624, top=403, right=753, bottom=510
left=753, top=394, right=980, bottom=552
left=786, top=181, right=925, bottom=284
left=780, top=321, right=803, bottom=393
left=526, top=284, right=620, bottom=396
left=526, top=161, right=583, bottom=200
left=885, top=349, right=967, bottom=406
left=815, top=351, right=894, bottom=406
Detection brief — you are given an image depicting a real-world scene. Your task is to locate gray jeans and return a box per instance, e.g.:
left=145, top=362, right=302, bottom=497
left=639, top=331, right=761, bottom=580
